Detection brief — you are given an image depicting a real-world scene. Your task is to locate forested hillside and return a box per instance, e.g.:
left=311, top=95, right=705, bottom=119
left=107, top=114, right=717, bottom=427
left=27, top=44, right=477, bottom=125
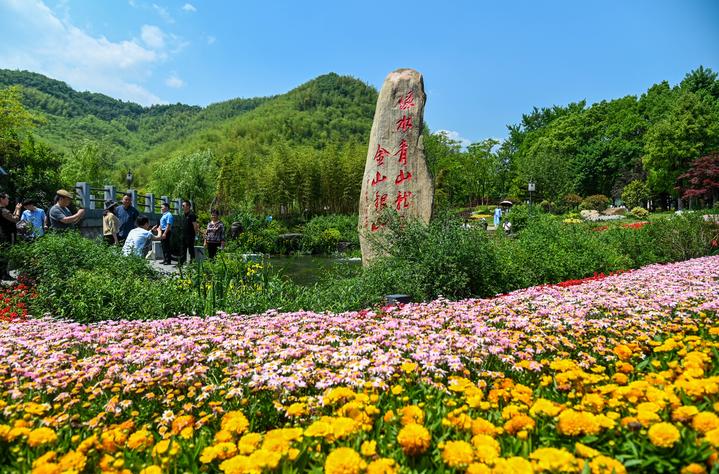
left=1, top=67, right=718, bottom=214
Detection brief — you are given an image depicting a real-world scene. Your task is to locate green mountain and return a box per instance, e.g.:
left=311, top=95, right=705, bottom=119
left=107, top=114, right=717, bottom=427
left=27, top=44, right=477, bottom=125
left=0, top=69, right=377, bottom=209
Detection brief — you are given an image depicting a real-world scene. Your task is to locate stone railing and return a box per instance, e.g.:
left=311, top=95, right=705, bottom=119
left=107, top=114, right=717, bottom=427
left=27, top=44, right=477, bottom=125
left=73, top=182, right=184, bottom=238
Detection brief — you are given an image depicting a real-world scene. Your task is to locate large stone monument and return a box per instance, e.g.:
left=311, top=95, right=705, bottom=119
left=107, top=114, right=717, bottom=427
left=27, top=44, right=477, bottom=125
left=359, top=69, right=433, bottom=265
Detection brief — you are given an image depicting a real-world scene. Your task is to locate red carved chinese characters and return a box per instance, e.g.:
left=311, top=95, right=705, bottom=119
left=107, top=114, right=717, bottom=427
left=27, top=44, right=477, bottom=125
left=374, top=144, right=390, bottom=166
left=394, top=139, right=408, bottom=166
left=371, top=171, right=387, bottom=186
left=395, top=191, right=412, bottom=210
left=397, top=90, right=415, bottom=110
left=374, top=192, right=388, bottom=211
left=395, top=115, right=413, bottom=133
left=395, top=169, right=412, bottom=185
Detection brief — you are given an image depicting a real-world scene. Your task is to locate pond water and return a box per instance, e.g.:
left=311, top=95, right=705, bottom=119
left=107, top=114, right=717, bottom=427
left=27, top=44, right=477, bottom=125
left=267, top=255, right=362, bottom=286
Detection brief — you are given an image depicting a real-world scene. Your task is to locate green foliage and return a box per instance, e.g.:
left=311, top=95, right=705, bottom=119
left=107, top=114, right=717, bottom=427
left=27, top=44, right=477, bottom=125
left=505, top=204, right=542, bottom=232
left=621, top=180, right=650, bottom=209
left=149, top=149, right=218, bottom=211
left=60, top=140, right=115, bottom=186
left=301, top=214, right=359, bottom=254
left=630, top=207, right=650, bottom=219
left=8, top=233, right=195, bottom=321
left=580, top=194, right=611, bottom=211
left=557, top=193, right=583, bottom=213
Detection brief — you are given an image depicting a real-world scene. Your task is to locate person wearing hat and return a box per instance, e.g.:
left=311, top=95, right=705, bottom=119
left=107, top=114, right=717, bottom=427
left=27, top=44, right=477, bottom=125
left=103, top=200, right=120, bottom=245
left=49, top=189, right=85, bottom=231
left=20, top=199, right=48, bottom=238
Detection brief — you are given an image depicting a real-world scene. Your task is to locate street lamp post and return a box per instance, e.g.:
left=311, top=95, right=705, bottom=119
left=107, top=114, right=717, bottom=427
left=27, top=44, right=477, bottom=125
left=126, top=170, right=133, bottom=188
left=528, top=181, right=535, bottom=208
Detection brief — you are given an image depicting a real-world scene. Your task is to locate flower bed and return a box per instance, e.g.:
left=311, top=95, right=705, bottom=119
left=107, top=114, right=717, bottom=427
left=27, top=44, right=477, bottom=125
left=0, top=279, right=34, bottom=322
left=0, top=256, right=718, bottom=472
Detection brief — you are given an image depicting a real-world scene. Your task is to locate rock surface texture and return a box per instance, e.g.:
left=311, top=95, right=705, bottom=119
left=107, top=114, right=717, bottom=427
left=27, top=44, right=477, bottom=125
left=359, top=69, right=433, bottom=265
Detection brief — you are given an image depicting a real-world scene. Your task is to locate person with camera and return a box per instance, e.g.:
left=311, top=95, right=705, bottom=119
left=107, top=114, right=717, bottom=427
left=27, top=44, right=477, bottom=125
left=49, top=189, right=85, bottom=231
left=0, top=192, right=22, bottom=281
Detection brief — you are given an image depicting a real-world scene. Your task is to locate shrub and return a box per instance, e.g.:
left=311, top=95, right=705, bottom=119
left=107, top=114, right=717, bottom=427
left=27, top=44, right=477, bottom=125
left=580, top=194, right=611, bottom=211
left=301, top=214, right=359, bottom=254
left=505, top=204, right=544, bottom=233
left=631, top=207, right=650, bottom=219
left=621, top=180, right=650, bottom=210
left=539, top=200, right=555, bottom=213
left=9, top=233, right=196, bottom=321
left=557, top=193, right=583, bottom=213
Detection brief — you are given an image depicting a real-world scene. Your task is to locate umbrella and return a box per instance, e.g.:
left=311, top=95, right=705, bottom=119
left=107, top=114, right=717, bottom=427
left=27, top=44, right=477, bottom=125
left=500, top=200, right=513, bottom=206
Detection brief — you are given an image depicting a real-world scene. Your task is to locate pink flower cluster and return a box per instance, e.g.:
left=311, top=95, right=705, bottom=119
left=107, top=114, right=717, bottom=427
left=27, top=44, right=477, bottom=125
left=0, top=256, right=717, bottom=400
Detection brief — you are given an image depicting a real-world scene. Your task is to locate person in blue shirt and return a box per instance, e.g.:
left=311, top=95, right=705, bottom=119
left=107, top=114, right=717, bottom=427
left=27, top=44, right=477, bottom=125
left=122, top=215, right=161, bottom=257
left=159, top=201, right=174, bottom=265
left=493, top=207, right=502, bottom=227
left=20, top=199, right=47, bottom=238
left=115, top=193, right=139, bottom=243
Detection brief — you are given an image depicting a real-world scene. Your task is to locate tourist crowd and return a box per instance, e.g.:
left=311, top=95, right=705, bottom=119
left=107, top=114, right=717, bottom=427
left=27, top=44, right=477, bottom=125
left=0, top=189, right=226, bottom=280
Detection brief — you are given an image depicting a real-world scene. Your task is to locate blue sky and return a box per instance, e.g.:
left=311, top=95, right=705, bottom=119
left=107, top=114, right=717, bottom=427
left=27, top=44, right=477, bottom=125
left=1, top=0, right=717, bottom=145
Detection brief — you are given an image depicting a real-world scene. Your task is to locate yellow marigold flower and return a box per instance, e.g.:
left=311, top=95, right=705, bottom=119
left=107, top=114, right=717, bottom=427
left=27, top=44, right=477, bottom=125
left=383, top=410, right=395, bottom=423
left=693, top=412, right=719, bottom=434
left=212, top=441, right=238, bottom=460
left=199, top=446, right=217, bottom=464
left=32, top=451, right=57, bottom=468
left=238, top=432, right=263, bottom=455
left=361, top=440, right=377, bottom=457
left=612, top=373, right=628, bottom=385
left=575, top=442, right=600, bottom=459
left=704, top=428, right=719, bottom=448
left=530, top=447, right=578, bottom=472
left=399, top=405, right=425, bottom=426
left=441, top=440, right=474, bottom=469
left=31, top=464, right=60, bottom=474
left=139, top=466, right=163, bottom=474
left=221, top=411, right=250, bottom=435
left=214, top=430, right=235, bottom=443
left=397, top=423, right=431, bottom=456
left=58, top=450, right=86, bottom=472
left=391, top=385, right=404, bottom=395
left=531, top=398, right=562, bottom=417
left=673, top=406, right=699, bottom=423
left=367, top=458, right=397, bottom=474
left=248, top=448, right=282, bottom=470
left=613, top=345, right=633, bottom=361
left=286, top=403, right=307, bottom=417
left=27, top=427, right=58, bottom=448
left=0, top=424, right=10, bottom=440
left=305, top=419, right=332, bottom=438
left=492, top=457, right=534, bottom=474
left=471, top=433, right=500, bottom=451
left=401, top=361, right=418, bottom=373
left=324, top=387, right=356, bottom=405
left=325, top=447, right=366, bottom=474
left=637, top=410, right=661, bottom=427
left=218, top=454, right=252, bottom=474
left=504, top=414, right=536, bottom=435
left=557, top=409, right=603, bottom=437
left=466, top=463, right=492, bottom=474
left=589, top=455, right=626, bottom=474
left=681, top=463, right=707, bottom=474
left=471, top=417, right=497, bottom=436
left=127, top=430, right=154, bottom=450
left=648, top=422, right=680, bottom=448
left=474, top=443, right=500, bottom=464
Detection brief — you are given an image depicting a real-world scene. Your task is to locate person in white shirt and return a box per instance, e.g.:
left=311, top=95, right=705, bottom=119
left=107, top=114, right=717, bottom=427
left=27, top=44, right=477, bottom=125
left=122, top=215, right=161, bottom=257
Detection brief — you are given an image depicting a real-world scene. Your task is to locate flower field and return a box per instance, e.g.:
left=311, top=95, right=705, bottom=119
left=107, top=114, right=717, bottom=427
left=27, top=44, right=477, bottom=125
left=1, top=256, right=719, bottom=473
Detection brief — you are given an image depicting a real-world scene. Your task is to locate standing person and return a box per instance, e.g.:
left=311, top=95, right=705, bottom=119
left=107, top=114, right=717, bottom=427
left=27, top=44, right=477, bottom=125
left=103, top=200, right=120, bottom=245
left=0, top=193, right=22, bottom=280
left=49, top=189, right=85, bottom=231
left=493, top=206, right=502, bottom=228
left=20, top=199, right=48, bottom=239
left=116, top=193, right=139, bottom=243
left=179, top=199, right=198, bottom=265
left=159, top=202, right=174, bottom=265
left=204, top=209, right=225, bottom=259
left=122, top=216, right=162, bottom=257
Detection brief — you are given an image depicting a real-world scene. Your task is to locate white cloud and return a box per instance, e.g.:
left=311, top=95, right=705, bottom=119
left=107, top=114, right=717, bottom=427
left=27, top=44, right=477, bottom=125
left=165, top=73, right=184, bottom=88
left=206, top=35, right=216, bottom=45
left=141, top=24, right=165, bottom=49
left=435, top=129, right=472, bottom=149
left=181, top=3, right=196, bottom=12
left=0, top=0, right=165, bottom=105
left=152, top=3, right=174, bottom=23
